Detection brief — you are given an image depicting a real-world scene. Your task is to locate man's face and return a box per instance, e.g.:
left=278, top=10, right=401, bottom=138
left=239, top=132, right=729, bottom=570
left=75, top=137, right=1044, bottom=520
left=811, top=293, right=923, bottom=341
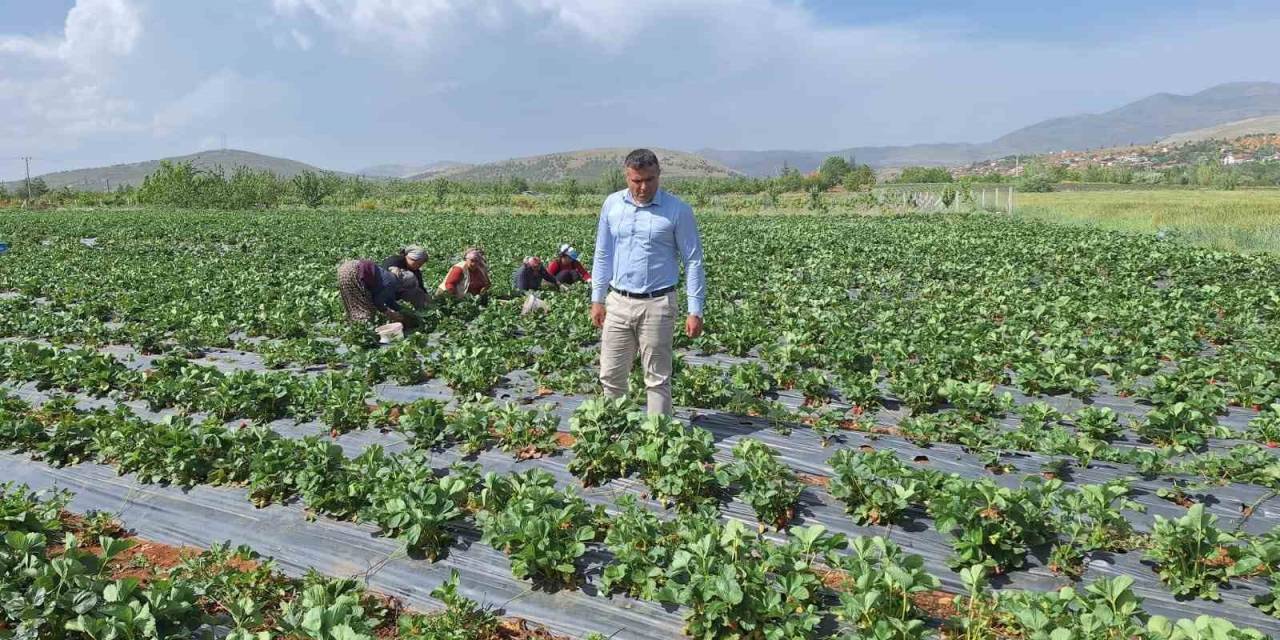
left=626, top=166, right=660, bottom=204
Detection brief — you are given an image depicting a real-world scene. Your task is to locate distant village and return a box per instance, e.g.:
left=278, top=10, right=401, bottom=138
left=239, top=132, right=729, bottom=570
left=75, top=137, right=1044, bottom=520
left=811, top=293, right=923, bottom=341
left=954, top=133, right=1280, bottom=179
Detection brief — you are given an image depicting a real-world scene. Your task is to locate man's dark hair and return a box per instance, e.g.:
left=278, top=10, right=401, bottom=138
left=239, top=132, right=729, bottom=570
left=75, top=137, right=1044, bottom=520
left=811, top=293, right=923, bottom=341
left=624, top=148, right=660, bottom=171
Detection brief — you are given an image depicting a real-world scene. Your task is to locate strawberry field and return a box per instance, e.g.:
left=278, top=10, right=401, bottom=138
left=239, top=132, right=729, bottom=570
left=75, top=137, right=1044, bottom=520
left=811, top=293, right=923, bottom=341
left=2, top=208, right=1280, bottom=639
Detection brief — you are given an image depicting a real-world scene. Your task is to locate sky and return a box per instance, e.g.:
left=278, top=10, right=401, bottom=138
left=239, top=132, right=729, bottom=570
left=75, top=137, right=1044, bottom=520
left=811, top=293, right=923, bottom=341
left=1, top=0, right=1277, bottom=178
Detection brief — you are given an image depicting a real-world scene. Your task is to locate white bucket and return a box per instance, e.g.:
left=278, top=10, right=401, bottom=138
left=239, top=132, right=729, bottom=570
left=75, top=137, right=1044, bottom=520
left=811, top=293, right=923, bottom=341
left=521, top=293, right=548, bottom=315
left=375, top=322, right=404, bottom=344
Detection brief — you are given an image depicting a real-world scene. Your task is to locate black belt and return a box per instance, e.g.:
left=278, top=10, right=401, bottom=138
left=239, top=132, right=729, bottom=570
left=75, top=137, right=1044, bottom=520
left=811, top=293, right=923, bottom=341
left=610, top=285, right=675, bottom=299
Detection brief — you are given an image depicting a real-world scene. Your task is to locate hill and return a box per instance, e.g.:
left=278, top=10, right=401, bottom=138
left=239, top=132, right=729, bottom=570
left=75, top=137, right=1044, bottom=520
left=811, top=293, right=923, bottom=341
left=5, top=149, right=340, bottom=193
left=1159, top=115, right=1280, bottom=145
left=409, top=148, right=737, bottom=182
left=358, top=161, right=472, bottom=179
left=702, top=81, right=1280, bottom=176
left=987, top=82, right=1280, bottom=154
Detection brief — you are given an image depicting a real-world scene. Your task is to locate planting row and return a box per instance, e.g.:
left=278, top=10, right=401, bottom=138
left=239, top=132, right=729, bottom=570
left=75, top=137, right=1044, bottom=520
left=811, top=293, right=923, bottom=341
left=4, top=391, right=1280, bottom=624
left=4, top=212, right=1280, bottom=420
left=3, top=477, right=1276, bottom=640
left=5, top=338, right=1280, bottom=505
left=0, top=482, right=604, bottom=640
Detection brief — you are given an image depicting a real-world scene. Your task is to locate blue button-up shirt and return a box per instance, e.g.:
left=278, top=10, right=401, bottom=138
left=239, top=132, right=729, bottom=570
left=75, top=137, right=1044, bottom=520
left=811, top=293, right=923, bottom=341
left=591, top=188, right=706, bottom=316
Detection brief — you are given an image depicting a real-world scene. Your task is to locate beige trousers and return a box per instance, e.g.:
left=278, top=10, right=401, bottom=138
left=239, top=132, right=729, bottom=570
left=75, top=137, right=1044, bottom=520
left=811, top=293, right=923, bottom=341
left=599, top=290, right=676, bottom=416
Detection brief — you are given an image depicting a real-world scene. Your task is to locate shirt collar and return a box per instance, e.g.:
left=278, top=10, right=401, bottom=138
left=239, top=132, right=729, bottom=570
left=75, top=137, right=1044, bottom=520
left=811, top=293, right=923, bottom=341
left=622, top=188, right=664, bottom=208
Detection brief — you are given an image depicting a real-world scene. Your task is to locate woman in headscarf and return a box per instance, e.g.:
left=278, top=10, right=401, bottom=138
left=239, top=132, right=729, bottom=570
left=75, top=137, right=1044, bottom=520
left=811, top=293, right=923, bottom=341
left=512, top=255, right=559, bottom=293
left=436, top=247, right=491, bottom=299
left=381, top=245, right=428, bottom=291
left=546, top=243, right=591, bottom=285
left=336, top=259, right=425, bottom=324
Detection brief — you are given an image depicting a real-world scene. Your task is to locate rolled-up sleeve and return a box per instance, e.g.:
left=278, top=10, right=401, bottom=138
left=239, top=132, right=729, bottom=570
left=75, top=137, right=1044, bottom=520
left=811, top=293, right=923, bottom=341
left=591, top=200, right=614, bottom=305
left=676, top=204, right=705, bottom=316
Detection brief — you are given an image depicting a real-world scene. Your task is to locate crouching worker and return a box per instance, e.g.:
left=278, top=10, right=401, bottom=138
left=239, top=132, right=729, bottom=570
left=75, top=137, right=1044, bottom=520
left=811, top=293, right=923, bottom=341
left=337, top=259, right=426, bottom=325
left=512, top=256, right=559, bottom=293
left=547, top=244, right=591, bottom=285
left=382, top=245, right=428, bottom=291
left=437, top=248, right=491, bottom=300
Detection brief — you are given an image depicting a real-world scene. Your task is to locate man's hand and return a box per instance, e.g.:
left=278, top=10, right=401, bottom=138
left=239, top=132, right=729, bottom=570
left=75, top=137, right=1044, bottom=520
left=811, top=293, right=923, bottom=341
left=685, top=314, right=703, bottom=339
left=590, top=303, right=607, bottom=328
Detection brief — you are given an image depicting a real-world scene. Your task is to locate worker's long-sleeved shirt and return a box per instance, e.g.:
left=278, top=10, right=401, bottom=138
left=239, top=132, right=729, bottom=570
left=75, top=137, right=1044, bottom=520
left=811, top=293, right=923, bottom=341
left=591, top=188, right=706, bottom=316
left=364, top=263, right=402, bottom=312
left=512, top=264, right=557, bottom=291
left=442, top=264, right=491, bottom=296
left=547, top=258, right=591, bottom=282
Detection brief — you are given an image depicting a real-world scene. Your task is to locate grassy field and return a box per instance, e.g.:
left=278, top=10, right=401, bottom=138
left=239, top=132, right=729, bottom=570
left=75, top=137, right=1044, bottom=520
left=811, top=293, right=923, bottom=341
left=1015, top=189, right=1280, bottom=252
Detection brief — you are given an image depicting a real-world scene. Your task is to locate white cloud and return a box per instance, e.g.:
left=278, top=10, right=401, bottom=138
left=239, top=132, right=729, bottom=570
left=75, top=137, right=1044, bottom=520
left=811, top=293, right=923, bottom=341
left=152, top=69, right=287, bottom=136
left=290, top=28, right=313, bottom=50
left=0, top=0, right=145, bottom=146
left=0, top=0, right=142, bottom=70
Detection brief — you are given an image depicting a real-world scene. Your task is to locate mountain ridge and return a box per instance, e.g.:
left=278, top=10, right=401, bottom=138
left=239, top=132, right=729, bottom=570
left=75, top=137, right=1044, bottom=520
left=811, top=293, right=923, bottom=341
left=700, top=81, right=1280, bottom=175
left=3, top=149, right=339, bottom=193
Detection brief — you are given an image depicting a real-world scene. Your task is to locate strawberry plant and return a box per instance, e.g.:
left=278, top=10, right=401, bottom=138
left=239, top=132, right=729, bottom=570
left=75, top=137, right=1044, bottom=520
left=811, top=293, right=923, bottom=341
left=828, top=449, right=928, bottom=526
left=396, top=398, right=449, bottom=449
left=362, top=454, right=472, bottom=560
left=1245, top=403, right=1280, bottom=446
left=492, top=403, right=559, bottom=460
left=724, top=438, right=803, bottom=529
left=396, top=570, right=500, bottom=639
left=0, top=482, right=69, bottom=535
left=1183, top=444, right=1280, bottom=489
left=309, top=371, right=372, bottom=435
left=278, top=575, right=381, bottom=640
left=929, top=476, right=1060, bottom=572
left=674, top=364, right=733, bottom=409
left=657, top=521, right=843, bottom=640
left=1144, top=503, right=1259, bottom=600
left=293, top=437, right=365, bottom=519
left=567, top=396, right=643, bottom=486
left=889, top=367, right=941, bottom=413
left=1053, top=481, right=1146, bottom=554
left=1146, top=614, right=1269, bottom=639
left=837, top=368, right=882, bottom=413
left=634, top=415, right=722, bottom=511
left=446, top=394, right=497, bottom=455
left=1071, top=405, right=1124, bottom=442
left=477, top=469, right=600, bottom=587
left=599, top=494, right=683, bottom=599
left=438, top=345, right=505, bottom=395
left=830, top=536, right=939, bottom=640
left=994, top=575, right=1148, bottom=639
left=939, top=378, right=1013, bottom=420
left=1138, top=402, right=1229, bottom=451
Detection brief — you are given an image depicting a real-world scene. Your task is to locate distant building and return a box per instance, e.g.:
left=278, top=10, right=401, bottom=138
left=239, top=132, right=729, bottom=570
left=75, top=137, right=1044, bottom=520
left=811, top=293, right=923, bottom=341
left=1222, top=152, right=1245, bottom=166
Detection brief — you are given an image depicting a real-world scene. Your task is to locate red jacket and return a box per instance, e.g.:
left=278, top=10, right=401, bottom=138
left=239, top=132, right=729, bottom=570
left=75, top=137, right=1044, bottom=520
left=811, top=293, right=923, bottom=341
left=547, top=259, right=591, bottom=281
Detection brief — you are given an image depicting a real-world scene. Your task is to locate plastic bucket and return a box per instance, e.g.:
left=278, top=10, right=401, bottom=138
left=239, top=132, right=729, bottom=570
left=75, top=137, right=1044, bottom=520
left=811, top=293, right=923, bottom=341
left=375, top=322, right=404, bottom=344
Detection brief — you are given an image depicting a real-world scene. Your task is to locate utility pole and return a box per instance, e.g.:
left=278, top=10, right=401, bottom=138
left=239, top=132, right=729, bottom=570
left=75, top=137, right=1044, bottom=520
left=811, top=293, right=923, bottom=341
left=22, top=156, right=32, bottom=204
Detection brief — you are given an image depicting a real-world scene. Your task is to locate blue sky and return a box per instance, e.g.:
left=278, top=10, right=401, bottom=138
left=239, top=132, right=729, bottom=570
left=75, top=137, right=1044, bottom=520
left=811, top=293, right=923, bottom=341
left=1, top=1, right=1276, bottom=178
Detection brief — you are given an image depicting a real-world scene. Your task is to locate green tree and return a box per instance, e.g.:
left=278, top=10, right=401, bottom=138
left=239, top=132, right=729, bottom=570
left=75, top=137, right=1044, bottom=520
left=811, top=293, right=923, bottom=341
left=818, top=156, right=853, bottom=185
left=292, top=171, right=333, bottom=207
left=601, top=167, right=625, bottom=193
left=1015, top=173, right=1055, bottom=192
left=842, top=164, right=876, bottom=190
left=777, top=165, right=804, bottom=192
left=558, top=178, right=583, bottom=208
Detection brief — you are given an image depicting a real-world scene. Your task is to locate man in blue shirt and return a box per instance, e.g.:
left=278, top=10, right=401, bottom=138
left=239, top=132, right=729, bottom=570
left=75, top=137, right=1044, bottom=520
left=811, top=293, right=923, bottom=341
left=591, top=149, right=706, bottom=416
